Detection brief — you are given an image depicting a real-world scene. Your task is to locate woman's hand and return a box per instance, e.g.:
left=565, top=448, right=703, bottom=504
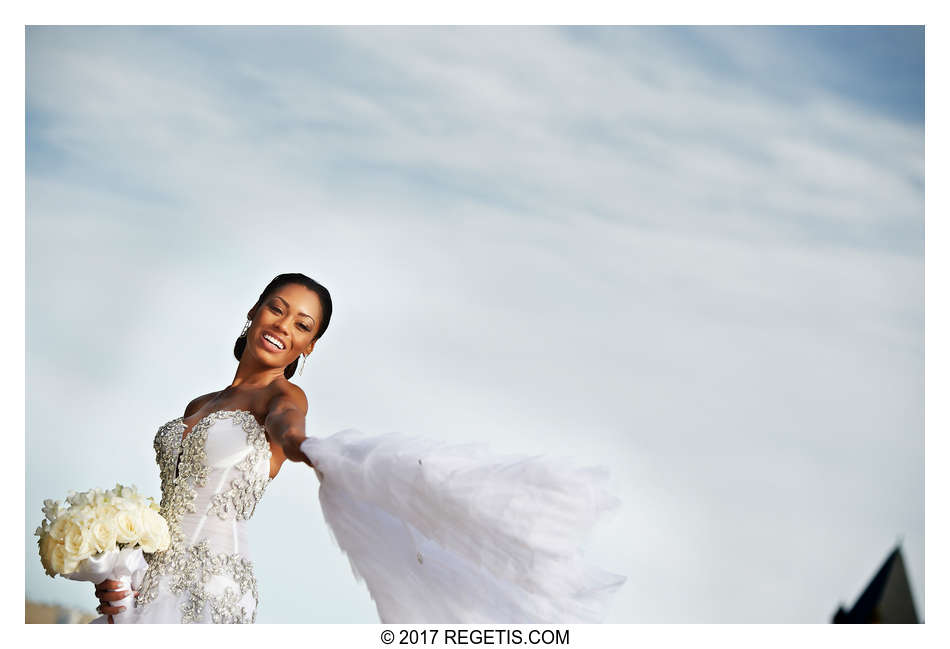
left=94, top=579, right=137, bottom=623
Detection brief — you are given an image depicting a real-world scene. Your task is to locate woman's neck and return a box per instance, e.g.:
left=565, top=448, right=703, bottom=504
left=230, top=359, right=286, bottom=390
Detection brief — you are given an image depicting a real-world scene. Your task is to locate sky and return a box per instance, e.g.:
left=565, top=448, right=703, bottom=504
left=24, top=26, right=924, bottom=623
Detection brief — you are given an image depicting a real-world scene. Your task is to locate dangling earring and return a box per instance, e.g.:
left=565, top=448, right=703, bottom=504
left=299, top=354, right=307, bottom=375
left=240, top=319, right=251, bottom=337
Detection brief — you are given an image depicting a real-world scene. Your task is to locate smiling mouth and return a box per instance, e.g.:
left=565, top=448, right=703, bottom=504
left=260, top=332, right=285, bottom=352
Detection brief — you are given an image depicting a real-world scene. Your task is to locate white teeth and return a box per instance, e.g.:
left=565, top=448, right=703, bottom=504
left=263, top=333, right=284, bottom=349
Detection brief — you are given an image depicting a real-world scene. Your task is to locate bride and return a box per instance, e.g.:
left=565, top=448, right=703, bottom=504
left=91, top=273, right=625, bottom=624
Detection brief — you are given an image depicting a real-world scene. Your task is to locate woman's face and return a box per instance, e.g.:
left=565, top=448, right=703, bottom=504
left=246, top=283, right=324, bottom=368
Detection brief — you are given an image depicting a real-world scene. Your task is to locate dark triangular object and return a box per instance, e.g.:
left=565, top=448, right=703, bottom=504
left=832, top=545, right=919, bottom=623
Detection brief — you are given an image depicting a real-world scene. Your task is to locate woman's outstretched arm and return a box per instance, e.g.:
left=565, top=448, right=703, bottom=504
left=264, top=385, right=313, bottom=468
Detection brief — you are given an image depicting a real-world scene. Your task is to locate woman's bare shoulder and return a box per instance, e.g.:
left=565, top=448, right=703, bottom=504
left=266, top=380, right=308, bottom=415
left=183, top=391, right=221, bottom=418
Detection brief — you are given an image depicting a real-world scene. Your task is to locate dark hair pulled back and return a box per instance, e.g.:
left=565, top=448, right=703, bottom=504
left=233, top=273, right=333, bottom=379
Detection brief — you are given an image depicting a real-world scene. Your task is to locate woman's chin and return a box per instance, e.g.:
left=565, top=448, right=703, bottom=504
left=250, top=345, right=286, bottom=368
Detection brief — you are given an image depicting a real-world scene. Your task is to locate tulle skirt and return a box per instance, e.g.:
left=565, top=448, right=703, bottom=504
left=301, top=429, right=625, bottom=623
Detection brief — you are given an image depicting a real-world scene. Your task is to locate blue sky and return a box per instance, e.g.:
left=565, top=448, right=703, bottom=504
left=25, top=26, right=923, bottom=623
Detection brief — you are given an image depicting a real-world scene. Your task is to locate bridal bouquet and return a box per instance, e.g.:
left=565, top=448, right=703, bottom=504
left=34, top=483, right=170, bottom=622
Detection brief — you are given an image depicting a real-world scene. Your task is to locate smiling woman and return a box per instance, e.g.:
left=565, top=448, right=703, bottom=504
left=233, top=275, right=332, bottom=381
left=88, top=272, right=625, bottom=624
left=89, top=273, right=331, bottom=623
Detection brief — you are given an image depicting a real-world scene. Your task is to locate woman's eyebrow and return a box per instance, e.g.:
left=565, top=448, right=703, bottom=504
left=273, top=295, right=315, bottom=322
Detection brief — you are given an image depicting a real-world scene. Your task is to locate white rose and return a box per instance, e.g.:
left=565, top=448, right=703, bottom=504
left=49, top=542, right=67, bottom=575
left=94, top=503, right=118, bottom=528
left=62, top=520, right=93, bottom=558
left=156, top=525, right=171, bottom=551
left=138, top=531, right=156, bottom=553
left=48, top=516, right=69, bottom=541
left=38, top=534, right=57, bottom=576
left=63, top=554, right=80, bottom=575
left=139, top=508, right=170, bottom=553
left=89, top=515, right=118, bottom=554
left=114, top=508, right=143, bottom=544
left=138, top=513, right=157, bottom=553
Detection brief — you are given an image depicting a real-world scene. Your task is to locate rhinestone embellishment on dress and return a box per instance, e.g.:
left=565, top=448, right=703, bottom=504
left=208, top=416, right=273, bottom=521
left=137, top=410, right=272, bottom=623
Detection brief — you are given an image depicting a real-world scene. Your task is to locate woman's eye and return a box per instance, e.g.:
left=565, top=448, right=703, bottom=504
left=297, top=324, right=310, bottom=331
left=269, top=306, right=281, bottom=314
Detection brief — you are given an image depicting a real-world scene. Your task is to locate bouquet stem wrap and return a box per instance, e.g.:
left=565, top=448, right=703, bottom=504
left=65, top=547, right=147, bottom=623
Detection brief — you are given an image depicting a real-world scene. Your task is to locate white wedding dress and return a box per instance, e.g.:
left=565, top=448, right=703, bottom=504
left=91, top=409, right=625, bottom=623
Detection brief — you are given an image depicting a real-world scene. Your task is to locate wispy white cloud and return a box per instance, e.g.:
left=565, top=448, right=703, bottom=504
left=26, top=26, right=923, bottom=622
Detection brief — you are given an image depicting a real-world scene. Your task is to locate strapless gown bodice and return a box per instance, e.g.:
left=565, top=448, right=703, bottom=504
left=130, top=409, right=273, bottom=623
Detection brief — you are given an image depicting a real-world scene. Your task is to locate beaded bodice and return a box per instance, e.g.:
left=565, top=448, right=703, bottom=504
left=135, top=409, right=273, bottom=623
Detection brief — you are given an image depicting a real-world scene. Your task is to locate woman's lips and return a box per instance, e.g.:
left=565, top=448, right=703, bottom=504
left=259, top=332, right=284, bottom=353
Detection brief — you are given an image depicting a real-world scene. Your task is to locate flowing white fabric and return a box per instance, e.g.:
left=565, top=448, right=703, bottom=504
left=300, top=430, right=626, bottom=623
